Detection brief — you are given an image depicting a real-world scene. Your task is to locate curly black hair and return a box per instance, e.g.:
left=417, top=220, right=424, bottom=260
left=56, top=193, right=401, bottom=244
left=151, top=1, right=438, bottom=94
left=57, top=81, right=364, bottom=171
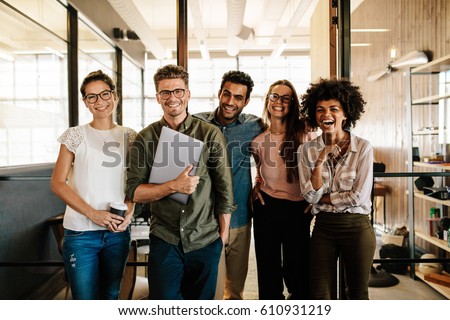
left=300, top=78, right=366, bottom=130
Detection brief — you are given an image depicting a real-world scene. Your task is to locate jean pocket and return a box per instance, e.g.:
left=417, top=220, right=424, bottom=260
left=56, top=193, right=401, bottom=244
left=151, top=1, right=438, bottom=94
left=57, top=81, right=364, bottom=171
left=64, top=229, right=85, bottom=238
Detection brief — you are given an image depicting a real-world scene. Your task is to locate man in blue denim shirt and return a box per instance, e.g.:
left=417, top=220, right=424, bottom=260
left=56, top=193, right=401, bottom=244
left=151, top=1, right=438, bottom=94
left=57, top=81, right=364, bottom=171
left=194, top=71, right=263, bottom=299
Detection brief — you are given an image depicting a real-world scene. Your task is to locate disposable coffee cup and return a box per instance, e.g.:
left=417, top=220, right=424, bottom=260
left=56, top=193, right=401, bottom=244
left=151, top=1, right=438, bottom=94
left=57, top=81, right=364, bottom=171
left=110, top=202, right=127, bottom=217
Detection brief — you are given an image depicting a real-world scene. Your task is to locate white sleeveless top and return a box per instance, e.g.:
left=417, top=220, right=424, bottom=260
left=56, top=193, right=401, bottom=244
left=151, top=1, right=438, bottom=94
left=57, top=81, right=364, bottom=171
left=57, top=124, right=137, bottom=231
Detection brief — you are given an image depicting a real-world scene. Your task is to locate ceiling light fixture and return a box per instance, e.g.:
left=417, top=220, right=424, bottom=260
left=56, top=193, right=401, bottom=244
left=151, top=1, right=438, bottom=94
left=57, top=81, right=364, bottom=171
left=199, top=41, right=210, bottom=60
left=45, top=47, right=64, bottom=58
left=351, top=43, right=371, bottom=47
left=227, top=41, right=239, bottom=57
left=113, top=28, right=140, bottom=41
left=0, top=50, right=15, bottom=62
left=271, top=40, right=287, bottom=58
left=390, top=47, right=397, bottom=60
left=367, top=50, right=428, bottom=81
left=351, top=29, right=390, bottom=32
left=165, top=48, right=173, bottom=60
left=107, top=0, right=166, bottom=60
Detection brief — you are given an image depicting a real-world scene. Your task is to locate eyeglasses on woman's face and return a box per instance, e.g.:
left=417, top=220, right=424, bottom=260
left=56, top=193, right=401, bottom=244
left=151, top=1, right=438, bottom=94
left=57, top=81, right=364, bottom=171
left=268, top=93, right=292, bottom=104
left=157, top=88, right=186, bottom=100
left=84, top=90, right=114, bottom=104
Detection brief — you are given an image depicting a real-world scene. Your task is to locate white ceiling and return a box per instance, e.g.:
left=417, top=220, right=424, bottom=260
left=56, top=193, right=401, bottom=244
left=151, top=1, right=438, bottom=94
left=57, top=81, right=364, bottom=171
left=114, top=0, right=321, bottom=59
left=0, top=0, right=366, bottom=61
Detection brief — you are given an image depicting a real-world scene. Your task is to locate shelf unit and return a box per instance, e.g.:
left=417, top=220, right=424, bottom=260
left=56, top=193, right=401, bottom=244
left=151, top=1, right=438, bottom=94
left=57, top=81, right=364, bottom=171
left=415, top=231, right=450, bottom=252
left=413, top=161, right=450, bottom=170
left=406, top=54, right=450, bottom=299
left=413, top=129, right=439, bottom=136
left=414, top=191, right=450, bottom=207
left=415, top=270, right=450, bottom=298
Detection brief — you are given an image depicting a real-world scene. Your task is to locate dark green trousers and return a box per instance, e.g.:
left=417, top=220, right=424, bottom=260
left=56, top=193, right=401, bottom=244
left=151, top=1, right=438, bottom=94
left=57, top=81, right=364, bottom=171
left=309, top=212, right=376, bottom=300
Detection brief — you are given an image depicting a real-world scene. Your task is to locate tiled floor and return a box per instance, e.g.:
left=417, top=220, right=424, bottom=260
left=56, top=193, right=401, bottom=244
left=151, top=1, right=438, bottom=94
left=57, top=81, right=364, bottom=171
left=54, top=224, right=447, bottom=300
left=244, top=228, right=446, bottom=300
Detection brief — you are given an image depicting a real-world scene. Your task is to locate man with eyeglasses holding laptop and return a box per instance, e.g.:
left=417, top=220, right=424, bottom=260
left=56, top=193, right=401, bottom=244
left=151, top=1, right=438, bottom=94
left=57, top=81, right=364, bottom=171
left=126, top=64, right=235, bottom=300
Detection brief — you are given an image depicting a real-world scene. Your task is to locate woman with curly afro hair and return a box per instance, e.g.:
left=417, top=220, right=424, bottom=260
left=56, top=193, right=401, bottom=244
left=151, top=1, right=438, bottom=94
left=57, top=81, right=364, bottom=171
left=297, top=78, right=375, bottom=300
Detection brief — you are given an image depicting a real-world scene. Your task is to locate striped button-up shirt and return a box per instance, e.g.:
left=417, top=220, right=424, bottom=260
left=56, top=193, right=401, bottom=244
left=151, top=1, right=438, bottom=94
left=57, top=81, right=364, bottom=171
left=298, top=131, right=373, bottom=215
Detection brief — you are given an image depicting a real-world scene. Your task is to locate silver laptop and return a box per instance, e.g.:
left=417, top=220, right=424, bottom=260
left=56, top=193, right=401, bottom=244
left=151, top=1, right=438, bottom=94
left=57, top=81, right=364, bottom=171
left=149, top=126, right=205, bottom=204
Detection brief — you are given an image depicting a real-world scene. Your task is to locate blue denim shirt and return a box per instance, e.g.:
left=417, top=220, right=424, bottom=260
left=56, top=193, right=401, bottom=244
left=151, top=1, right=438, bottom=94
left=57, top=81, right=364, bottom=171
left=194, top=110, right=263, bottom=228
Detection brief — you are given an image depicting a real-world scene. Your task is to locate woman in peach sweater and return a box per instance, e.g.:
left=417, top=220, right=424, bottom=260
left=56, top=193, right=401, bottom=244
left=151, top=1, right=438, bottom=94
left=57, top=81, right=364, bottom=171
left=251, top=79, right=316, bottom=300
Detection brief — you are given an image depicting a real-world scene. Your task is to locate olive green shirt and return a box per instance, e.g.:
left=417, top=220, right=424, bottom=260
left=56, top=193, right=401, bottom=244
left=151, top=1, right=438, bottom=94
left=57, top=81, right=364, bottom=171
left=126, top=114, right=235, bottom=252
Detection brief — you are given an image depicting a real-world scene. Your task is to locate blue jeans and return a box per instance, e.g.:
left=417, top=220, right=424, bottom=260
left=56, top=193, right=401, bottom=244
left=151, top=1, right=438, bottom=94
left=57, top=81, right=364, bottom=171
left=148, top=235, right=222, bottom=300
left=62, top=229, right=131, bottom=300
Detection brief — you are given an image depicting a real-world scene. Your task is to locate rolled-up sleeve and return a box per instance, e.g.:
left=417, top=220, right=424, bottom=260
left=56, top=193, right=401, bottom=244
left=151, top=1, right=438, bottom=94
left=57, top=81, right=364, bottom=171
left=126, top=132, right=154, bottom=202
left=298, top=141, right=325, bottom=204
left=209, top=128, right=236, bottom=215
left=329, top=140, right=373, bottom=211
left=299, top=134, right=374, bottom=215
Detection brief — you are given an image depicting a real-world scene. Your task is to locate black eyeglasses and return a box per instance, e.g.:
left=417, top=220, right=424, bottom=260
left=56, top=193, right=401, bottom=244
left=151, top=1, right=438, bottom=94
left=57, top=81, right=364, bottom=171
left=268, top=93, right=292, bottom=104
left=158, top=89, right=187, bottom=100
left=84, top=90, right=114, bottom=104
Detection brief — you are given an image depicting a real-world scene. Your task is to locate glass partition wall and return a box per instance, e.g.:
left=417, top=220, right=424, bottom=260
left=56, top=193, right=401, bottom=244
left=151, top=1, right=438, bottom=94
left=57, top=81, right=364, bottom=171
left=77, top=17, right=116, bottom=126
left=0, top=0, right=68, bottom=166
left=122, top=56, right=144, bottom=130
left=0, top=0, right=144, bottom=166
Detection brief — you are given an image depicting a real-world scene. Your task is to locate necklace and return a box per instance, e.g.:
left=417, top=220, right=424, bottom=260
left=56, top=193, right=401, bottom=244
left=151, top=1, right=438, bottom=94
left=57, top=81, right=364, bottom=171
left=268, top=130, right=285, bottom=154
left=92, top=125, right=117, bottom=144
left=269, top=128, right=286, bottom=135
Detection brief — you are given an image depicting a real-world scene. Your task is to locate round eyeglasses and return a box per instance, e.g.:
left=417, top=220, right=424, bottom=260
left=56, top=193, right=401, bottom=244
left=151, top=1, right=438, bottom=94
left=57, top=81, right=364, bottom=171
left=268, top=93, right=292, bottom=104
left=158, top=89, right=186, bottom=100
left=84, top=90, right=114, bottom=104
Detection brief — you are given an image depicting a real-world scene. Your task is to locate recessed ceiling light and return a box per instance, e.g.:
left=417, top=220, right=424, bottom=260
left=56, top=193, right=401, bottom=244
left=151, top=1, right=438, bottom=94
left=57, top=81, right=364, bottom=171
left=351, top=29, right=390, bottom=32
left=351, top=43, right=372, bottom=47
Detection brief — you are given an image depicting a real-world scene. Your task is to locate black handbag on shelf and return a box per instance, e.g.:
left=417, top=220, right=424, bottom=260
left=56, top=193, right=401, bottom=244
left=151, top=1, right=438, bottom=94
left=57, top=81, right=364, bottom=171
left=379, top=244, right=409, bottom=274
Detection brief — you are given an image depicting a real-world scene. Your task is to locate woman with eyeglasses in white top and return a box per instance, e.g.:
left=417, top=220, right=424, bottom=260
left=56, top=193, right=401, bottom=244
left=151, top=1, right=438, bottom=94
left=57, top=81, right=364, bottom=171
left=51, top=70, right=136, bottom=299
left=250, top=79, right=316, bottom=300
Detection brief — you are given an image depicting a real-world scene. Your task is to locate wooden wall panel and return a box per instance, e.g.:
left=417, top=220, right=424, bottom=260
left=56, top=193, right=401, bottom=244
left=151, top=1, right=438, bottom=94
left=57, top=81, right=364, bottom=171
left=310, top=0, right=333, bottom=80
left=349, top=0, right=450, bottom=237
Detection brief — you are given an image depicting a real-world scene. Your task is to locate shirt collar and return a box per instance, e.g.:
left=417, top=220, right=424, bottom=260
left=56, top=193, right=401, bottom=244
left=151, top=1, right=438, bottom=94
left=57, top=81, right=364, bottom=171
left=212, top=108, right=244, bottom=127
left=318, top=129, right=356, bottom=152
left=348, top=131, right=357, bottom=153
left=158, top=113, right=194, bottom=133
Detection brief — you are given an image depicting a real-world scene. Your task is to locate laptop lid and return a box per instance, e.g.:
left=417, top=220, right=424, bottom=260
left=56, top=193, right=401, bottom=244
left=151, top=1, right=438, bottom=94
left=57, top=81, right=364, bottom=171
left=149, top=126, right=205, bottom=204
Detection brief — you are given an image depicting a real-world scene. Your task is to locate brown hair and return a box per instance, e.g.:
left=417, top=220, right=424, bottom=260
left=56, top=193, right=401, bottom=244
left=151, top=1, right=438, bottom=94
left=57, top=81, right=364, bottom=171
left=262, top=79, right=304, bottom=183
left=80, top=70, right=116, bottom=98
left=153, top=64, right=189, bottom=92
